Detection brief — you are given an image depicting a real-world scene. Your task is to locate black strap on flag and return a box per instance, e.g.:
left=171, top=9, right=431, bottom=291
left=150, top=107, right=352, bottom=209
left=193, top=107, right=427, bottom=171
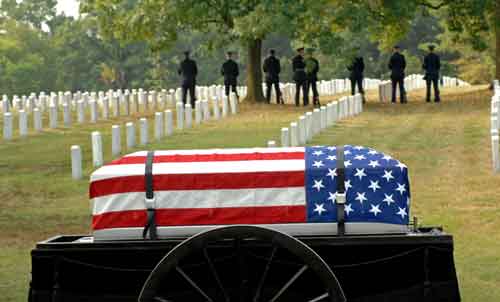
left=142, top=151, right=158, bottom=240
left=336, top=146, right=346, bottom=236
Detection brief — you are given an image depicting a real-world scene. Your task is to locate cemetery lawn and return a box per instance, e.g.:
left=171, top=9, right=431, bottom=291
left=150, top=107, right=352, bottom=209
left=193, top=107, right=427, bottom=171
left=1, top=86, right=499, bottom=301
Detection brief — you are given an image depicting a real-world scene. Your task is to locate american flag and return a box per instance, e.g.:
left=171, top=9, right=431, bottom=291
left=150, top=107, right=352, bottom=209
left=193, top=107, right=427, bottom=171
left=89, top=146, right=410, bottom=236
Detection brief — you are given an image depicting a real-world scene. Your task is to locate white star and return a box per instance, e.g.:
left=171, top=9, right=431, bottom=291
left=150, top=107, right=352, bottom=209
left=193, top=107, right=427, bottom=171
left=344, top=203, right=354, bottom=215
left=326, top=168, right=337, bottom=180
left=344, top=160, right=352, bottom=167
left=327, top=192, right=337, bottom=203
left=312, top=179, right=325, bottom=192
left=396, top=183, right=406, bottom=195
left=383, top=194, right=395, bottom=206
left=396, top=207, right=407, bottom=219
left=368, top=180, right=381, bottom=192
left=368, top=150, right=378, bottom=155
left=354, top=168, right=367, bottom=180
left=326, top=155, right=337, bottom=161
left=344, top=180, right=352, bottom=191
left=382, top=154, right=393, bottom=161
left=396, top=162, right=407, bottom=171
left=369, top=204, right=382, bottom=216
left=313, top=160, right=324, bottom=168
left=355, top=192, right=368, bottom=204
left=313, top=150, right=324, bottom=156
left=344, top=150, right=352, bottom=155
left=354, top=154, right=366, bottom=161
left=368, top=160, right=380, bottom=168
left=354, top=146, right=364, bottom=150
left=327, top=146, right=336, bottom=151
left=313, top=203, right=327, bottom=215
left=382, top=170, right=395, bottom=182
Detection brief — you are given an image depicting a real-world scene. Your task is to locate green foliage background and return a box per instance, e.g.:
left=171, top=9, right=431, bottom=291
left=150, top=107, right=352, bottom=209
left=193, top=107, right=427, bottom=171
left=0, top=0, right=495, bottom=97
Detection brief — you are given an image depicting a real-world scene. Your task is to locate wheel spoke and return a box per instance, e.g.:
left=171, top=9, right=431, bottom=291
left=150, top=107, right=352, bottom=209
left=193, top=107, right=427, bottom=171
left=203, top=248, right=230, bottom=302
left=268, top=265, right=308, bottom=302
left=253, top=246, right=278, bottom=302
left=307, top=293, right=329, bottom=302
left=176, top=266, right=214, bottom=302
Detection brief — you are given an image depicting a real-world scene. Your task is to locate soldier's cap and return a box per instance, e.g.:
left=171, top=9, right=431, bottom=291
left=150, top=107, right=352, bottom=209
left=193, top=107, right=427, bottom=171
left=183, top=50, right=190, bottom=55
left=393, top=45, right=401, bottom=49
left=428, top=44, right=436, bottom=51
left=226, top=51, right=233, bottom=55
left=296, top=47, right=305, bottom=52
left=269, top=49, right=275, bottom=54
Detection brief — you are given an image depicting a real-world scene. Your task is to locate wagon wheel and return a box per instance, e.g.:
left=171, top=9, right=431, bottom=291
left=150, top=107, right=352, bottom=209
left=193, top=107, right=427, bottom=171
left=139, top=225, right=346, bottom=302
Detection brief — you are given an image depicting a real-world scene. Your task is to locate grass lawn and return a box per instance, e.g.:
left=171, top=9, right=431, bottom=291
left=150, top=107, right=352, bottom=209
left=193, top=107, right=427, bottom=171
left=0, top=86, right=499, bottom=301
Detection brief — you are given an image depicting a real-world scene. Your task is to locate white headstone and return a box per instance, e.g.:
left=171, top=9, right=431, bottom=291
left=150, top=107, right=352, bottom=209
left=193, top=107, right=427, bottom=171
left=155, top=112, right=164, bottom=141
left=123, top=93, right=130, bottom=116
left=202, top=100, right=210, bottom=120
left=492, top=135, right=500, bottom=173
left=298, top=116, right=306, bottom=145
left=111, top=125, right=121, bottom=157
left=91, top=131, right=103, bottom=168
left=62, top=103, right=71, bottom=127
left=3, top=112, right=13, bottom=140
left=140, top=118, right=148, bottom=146
left=332, top=101, right=339, bottom=122
left=77, top=100, right=85, bottom=123
left=267, top=140, right=276, bottom=147
left=290, top=122, right=298, bottom=147
left=212, top=97, right=220, bottom=120
left=312, top=109, right=321, bottom=135
left=305, top=112, right=313, bottom=142
left=102, top=97, right=109, bottom=120
left=71, top=145, right=83, bottom=180
left=126, top=122, right=136, bottom=149
left=33, top=108, right=42, bottom=132
left=281, top=127, right=290, bottom=147
left=176, top=102, right=184, bottom=130
left=165, top=110, right=173, bottom=136
left=222, top=95, right=229, bottom=117
left=49, top=105, right=58, bottom=128
left=112, top=96, right=120, bottom=117
left=19, top=110, right=28, bottom=137
left=320, top=106, right=327, bottom=129
left=2, top=99, right=9, bottom=113
left=185, top=104, right=193, bottom=128
left=195, top=101, right=202, bottom=124
left=90, top=100, right=98, bottom=123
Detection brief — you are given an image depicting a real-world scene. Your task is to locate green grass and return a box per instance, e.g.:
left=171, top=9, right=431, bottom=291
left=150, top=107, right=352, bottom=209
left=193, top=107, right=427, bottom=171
left=1, top=87, right=499, bottom=301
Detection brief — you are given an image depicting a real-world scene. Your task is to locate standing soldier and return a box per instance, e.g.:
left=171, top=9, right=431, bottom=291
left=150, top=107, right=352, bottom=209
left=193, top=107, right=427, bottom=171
left=178, top=51, right=198, bottom=108
left=388, top=45, right=407, bottom=104
left=221, top=51, right=239, bottom=101
left=263, top=49, right=282, bottom=104
left=423, top=45, right=441, bottom=103
left=347, top=48, right=365, bottom=102
left=292, top=47, right=308, bottom=106
left=305, top=48, right=320, bottom=107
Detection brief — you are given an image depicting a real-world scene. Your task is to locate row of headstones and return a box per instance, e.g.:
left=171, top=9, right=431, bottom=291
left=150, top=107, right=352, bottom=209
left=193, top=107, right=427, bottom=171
left=268, top=94, right=364, bottom=148
left=278, top=78, right=381, bottom=105
left=378, top=74, right=470, bottom=102
left=1, top=88, right=240, bottom=141
left=70, top=97, right=239, bottom=179
left=491, top=80, right=500, bottom=174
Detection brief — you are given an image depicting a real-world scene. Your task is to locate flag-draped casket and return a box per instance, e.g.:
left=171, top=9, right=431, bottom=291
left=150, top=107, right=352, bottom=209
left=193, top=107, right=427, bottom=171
left=90, top=146, right=411, bottom=240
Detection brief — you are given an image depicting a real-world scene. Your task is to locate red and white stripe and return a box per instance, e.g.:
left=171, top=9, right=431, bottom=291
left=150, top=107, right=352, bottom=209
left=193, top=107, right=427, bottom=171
left=90, top=148, right=307, bottom=231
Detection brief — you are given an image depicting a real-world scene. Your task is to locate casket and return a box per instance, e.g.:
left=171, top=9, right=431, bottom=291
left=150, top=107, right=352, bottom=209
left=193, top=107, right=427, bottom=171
left=90, top=145, right=411, bottom=240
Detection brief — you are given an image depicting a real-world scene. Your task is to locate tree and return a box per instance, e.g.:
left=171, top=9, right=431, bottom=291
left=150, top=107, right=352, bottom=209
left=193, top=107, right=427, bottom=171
left=81, top=0, right=332, bottom=102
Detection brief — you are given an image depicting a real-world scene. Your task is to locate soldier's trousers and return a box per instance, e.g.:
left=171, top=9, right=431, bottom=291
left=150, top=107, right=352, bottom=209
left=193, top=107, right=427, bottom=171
left=426, top=78, right=440, bottom=102
left=351, top=77, right=364, bottom=95
left=391, top=78, right=406, bottom=103
left=307, top=79, right=319, bottom=105
left=182, top=83, right=196, bottom=108
left=225, top=82, right=238, bottom=99
left=266, top=80, right=281, bottom=104
left=295, top=81, right=308, bottom=106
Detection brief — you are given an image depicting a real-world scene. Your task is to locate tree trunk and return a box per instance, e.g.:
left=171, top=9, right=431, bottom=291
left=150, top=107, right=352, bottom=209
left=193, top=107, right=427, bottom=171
left=244, top=38, right=266, bottom=103
left=496, top=0, right=500, bottom=80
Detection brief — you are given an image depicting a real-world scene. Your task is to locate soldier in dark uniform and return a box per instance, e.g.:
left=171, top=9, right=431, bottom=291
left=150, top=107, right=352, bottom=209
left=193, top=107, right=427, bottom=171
left=305, top=48, right=320, bottom=106
left=263, top=49, right=282, bottom=104
left=221, top=51, right=239, bottom=100
left=423, top=45, right=441, bottom=103
left=292, top=47, right=308, bottom=106
left=348, top=49, right=365, bottom=102
left=388, top=45, right=407, bottom=104
left=178, top=51, right=198, bottom=107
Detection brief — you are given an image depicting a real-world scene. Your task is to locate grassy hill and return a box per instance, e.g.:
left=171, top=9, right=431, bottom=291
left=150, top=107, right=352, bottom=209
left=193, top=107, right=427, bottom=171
left=1, top=86, right=498, bottom=301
